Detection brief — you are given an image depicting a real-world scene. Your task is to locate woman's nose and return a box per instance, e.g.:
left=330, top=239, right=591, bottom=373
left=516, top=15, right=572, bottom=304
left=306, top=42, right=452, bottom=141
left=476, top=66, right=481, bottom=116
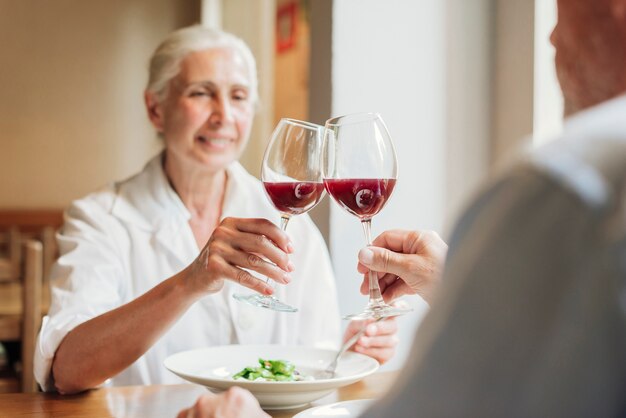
left=208, top=97, right=235, bottom=126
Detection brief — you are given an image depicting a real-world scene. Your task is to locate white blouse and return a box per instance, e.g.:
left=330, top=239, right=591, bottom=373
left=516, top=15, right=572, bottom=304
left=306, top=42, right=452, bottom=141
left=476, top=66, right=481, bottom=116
left=34, top=154, right=340, bottom=391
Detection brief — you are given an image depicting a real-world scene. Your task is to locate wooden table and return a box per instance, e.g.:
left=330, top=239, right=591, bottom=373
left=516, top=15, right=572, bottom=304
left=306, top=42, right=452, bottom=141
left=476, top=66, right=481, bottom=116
left=0, top=372, right=395, bottom=417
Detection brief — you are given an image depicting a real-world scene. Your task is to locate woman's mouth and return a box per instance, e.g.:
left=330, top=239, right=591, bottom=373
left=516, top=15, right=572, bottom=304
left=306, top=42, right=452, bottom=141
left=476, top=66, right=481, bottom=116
left=197, top=135, right=233, bottom=149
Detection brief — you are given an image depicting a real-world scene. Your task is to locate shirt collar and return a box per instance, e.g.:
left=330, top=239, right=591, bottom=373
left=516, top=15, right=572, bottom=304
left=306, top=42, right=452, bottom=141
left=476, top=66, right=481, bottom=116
left=111, top=152, right=190, bottom=230
left=111, top=151, right=253, bottom=231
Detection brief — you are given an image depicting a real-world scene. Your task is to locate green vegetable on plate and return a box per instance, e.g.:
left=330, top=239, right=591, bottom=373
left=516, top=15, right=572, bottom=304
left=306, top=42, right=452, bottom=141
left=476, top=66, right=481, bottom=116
left=232, top=358, right=309, bottom=382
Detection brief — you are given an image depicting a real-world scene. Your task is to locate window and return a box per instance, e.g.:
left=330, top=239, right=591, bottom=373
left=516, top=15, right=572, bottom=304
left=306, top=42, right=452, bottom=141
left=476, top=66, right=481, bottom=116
left=533, top=0, right=563, bottom=144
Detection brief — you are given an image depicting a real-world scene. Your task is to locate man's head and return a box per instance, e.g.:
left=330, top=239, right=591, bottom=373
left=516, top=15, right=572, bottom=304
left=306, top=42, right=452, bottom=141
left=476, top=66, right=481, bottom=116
left=551, top=0, right=626, bottom=116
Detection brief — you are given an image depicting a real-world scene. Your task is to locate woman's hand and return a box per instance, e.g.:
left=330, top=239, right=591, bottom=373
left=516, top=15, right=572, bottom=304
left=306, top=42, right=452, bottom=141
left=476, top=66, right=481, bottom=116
left=177, top=387, right=270, bottom=418
left=343, top=316, right=399, bottom=365
left=185, top=217, right=294, bottom=296
left=357, top=229, right=447, bottom=305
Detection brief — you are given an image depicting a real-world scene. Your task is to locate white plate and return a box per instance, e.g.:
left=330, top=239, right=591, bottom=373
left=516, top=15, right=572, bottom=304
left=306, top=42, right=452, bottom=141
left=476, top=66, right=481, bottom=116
left=164, top=345, right=379, bottom=409
left=294, top=399, right=375, bottom=417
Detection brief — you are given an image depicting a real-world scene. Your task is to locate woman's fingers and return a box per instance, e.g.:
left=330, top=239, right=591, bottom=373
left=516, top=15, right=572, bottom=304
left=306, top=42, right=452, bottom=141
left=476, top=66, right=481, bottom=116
left=366, top=316, right=398, bottom=336
left=235, top=231, right=293, bottom=273
left=213, top=241, right=291, bottom=285
left=191, top=217, right=296, bottom=295
left=215, top=218, right=293, bottom=273
left=352, top=345, right=396, bottom=364
left=209, top=257, right=274, bottom=295
left=225, top=265, right=272, bottom=296
left=228, top=217, right=293, bottom=254
left=348, top=317, right=399, bottom=365
left=344, top=317, right=397, bottom=342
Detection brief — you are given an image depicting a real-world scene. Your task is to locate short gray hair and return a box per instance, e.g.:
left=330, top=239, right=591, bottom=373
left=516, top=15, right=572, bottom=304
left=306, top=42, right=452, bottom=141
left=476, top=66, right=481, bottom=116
left=146, top=25, right=258, bottom=103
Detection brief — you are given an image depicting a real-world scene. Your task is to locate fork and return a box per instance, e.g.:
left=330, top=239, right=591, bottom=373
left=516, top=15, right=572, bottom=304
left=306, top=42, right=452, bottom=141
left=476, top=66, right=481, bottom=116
left=317, top=317, right=384, bottom=379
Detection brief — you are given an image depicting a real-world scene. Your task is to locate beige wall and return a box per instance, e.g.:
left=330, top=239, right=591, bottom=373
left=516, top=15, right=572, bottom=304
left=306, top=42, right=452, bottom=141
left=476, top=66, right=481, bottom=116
left=0, top=0, right=200, bottom=208
left=222, top=0, right=276, bottom=179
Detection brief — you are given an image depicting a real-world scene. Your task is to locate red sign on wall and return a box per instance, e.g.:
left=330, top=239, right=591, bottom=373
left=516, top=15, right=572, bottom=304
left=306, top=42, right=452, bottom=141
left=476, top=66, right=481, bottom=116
left=276, top=1, right=298, bottom=53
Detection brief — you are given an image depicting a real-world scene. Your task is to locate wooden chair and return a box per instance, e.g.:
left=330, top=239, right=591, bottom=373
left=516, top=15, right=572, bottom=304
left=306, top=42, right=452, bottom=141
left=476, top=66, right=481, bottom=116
left=0, top=239, right=43, bottom=393
left=0, top=227, right=21, bottom=283
left=0, top=210, right=63, bottom=283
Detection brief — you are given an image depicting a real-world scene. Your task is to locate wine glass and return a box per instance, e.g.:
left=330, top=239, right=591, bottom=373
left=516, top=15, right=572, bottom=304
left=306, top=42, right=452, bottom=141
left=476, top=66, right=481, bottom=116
left=233, top=118, right=326, bottom=312
left=322, top=112, right=412, bottom=320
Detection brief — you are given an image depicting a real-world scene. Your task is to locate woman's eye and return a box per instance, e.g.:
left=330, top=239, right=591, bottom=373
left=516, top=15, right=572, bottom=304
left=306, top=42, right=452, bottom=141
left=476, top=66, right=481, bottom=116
left=190, top=91, right=208, bottom=97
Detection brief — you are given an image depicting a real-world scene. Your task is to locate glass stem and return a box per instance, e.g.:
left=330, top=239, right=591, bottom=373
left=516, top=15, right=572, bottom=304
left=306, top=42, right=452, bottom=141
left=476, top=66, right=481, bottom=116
left=265, top=216, right=291, bottom=291
left=361, top=219, right=384, bottom=306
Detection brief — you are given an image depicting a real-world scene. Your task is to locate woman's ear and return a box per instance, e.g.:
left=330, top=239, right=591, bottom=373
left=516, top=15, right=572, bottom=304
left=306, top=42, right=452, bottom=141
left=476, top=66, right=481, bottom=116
left=144, top=91, right=164, bottom=132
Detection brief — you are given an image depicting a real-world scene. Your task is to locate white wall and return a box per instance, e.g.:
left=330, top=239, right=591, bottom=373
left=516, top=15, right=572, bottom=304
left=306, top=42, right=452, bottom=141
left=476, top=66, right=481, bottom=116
left=445, top=0, right=494, bottom=229
left=330, top=0, right=447, bottom=370
left=534, top=0, right=563, bottom=144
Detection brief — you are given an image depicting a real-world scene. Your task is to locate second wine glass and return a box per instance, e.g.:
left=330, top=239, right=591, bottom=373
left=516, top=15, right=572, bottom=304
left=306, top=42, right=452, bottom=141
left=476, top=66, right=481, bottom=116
left=233, top=118, right=325, bottom=312
left=323, top=112, right=412, bottom=320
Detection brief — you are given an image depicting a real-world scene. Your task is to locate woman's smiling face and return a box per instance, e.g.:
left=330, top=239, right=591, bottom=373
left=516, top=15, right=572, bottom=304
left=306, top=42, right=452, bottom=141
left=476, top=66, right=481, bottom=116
left=148, top=47, right=255, bottom=174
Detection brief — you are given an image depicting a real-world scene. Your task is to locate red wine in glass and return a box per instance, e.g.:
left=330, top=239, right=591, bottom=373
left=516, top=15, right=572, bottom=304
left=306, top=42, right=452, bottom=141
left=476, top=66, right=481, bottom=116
left=323, top=178, right=396, bottom=219
left=263, top=182, right=325, bottom=216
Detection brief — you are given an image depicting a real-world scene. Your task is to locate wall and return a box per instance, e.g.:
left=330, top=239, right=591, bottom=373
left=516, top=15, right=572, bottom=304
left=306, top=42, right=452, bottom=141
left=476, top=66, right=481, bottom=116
left=307, top=0, right=333, bottom=244
left=330, top=0, right=446, bottom=370
left=491, top=0, right=535, bottom=165
left=445, top=0, right=494, bottom=227
left=534, top=0, right=563, bottom=144
left=0, top=0, right=200, bottom=208
left=222, top=0, right=276, bottom=179
left=273, top=0, right=310, bottom=127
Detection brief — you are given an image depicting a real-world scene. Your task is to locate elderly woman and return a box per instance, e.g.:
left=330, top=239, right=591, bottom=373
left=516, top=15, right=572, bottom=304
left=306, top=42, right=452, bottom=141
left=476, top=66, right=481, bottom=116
left=34, top=25, right=399, bottom=394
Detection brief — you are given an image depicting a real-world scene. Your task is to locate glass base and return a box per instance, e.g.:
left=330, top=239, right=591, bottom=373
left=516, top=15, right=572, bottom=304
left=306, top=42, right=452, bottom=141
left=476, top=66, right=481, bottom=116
left=343, top=303, right=412, bottom=320
left=232, top=293, right=298, bottom=313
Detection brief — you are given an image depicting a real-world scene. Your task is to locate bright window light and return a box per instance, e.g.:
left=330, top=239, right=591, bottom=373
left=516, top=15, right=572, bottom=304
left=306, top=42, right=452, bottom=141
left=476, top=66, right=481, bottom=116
left=533, top=0, right=563, bottom=145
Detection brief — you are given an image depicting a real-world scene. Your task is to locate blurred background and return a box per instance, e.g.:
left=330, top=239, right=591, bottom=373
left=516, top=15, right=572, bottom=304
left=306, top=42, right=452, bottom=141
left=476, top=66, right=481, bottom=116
left=0, top=0, right=563, bottom=371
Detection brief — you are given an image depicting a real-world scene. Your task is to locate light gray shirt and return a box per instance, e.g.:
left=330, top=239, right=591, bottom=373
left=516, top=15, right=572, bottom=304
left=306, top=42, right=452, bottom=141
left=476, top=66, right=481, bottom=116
left=363, top=96, right=626, bottom=417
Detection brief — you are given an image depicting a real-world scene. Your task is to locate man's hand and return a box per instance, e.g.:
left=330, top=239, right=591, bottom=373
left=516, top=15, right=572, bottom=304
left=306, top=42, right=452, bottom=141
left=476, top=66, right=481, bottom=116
left=357, top=230, right=447, bottom=305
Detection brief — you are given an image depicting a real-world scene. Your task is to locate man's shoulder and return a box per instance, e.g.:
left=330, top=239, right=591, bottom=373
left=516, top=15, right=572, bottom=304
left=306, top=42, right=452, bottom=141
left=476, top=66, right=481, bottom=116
left=528, top=95, right=626, bottom=213
left=452, top=166, right=582, bottom=240
left=447, top=94, right=626, bottom=262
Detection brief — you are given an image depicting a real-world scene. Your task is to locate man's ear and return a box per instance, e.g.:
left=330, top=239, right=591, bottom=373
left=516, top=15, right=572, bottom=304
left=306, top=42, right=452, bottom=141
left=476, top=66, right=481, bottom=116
left=144, top=91, right=164, bottom=132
